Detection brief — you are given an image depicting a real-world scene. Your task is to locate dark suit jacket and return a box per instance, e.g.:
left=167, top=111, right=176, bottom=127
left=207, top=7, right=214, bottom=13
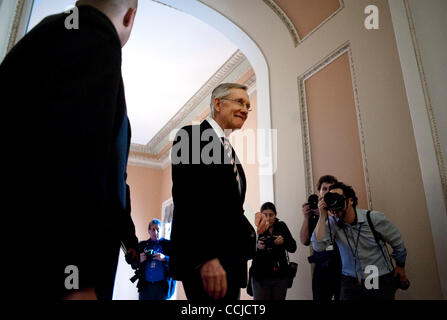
left=1, top=5, right=138, bottom=299
left=169, top=120, right=256, bottom=288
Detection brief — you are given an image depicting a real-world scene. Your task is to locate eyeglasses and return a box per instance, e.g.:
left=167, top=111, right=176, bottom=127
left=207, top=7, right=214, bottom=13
left=220, top=98, right=252, bottom=112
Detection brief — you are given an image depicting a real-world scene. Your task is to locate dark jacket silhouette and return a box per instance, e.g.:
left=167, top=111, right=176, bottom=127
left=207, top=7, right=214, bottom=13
left=1, top=5, right=138, bottom=300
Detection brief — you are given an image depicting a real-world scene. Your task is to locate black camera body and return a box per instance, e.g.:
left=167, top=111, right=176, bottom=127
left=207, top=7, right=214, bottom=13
left=394, top=274, right=410, bottom=290
left=308, top=194, right=319, bottom=210
left=259, top=235, right=275, bottom=252
left=144, top=246, right=159, bottom=261
left=324, top=192, right=346, bottom=211
left=130, top=246, right=159, bottom=285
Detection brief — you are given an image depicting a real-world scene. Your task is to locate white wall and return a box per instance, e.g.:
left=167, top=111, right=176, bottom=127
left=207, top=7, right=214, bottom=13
left=409, top=0, right=447, bottom=184
left=389, top=0, right=447, bottom=298
left=200, top=0, right=444, bottom=299
left=0, top=0, right=18, bottom=61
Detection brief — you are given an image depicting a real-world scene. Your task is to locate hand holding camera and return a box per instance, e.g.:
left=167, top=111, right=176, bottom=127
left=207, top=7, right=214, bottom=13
left=318, top=197, right=329, bottom=218
left=257, top=239, right=266, bottom=250
left=153, top=253, right=166, bottom=261
left=303, top=194, right=320, bottom=218
left=125, top=248, right=139, bottom=264
left=273, top=235, right=284, bottom=246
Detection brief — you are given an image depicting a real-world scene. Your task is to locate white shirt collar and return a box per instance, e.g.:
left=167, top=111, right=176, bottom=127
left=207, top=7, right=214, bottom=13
left=206, top=117, right=226, bottom=139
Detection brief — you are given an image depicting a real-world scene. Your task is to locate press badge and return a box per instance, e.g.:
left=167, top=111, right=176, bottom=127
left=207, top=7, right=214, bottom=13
left=325, top=245, right=334, bottom=251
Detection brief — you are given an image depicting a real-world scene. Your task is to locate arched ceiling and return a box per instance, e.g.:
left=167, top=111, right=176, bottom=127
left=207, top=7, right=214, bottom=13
left=263, top=0, right=344, bottom=45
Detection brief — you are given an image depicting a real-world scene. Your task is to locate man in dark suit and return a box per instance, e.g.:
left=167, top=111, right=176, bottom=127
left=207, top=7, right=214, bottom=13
left=169, top=83, right=267, bottom=300
left=1, top=0, right=139, bottom=300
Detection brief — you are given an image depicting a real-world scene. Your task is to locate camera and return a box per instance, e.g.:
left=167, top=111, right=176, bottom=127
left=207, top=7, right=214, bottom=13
left=144, top=247, right=155, bottom=257
left=324, top=192, right=346, bottom=211
left=130, top=246, right=159, bottom=285
left=394, top=274, right=410, bottom=290
left=308, top=194, right=319, bottom=210
left=143, top=247, right=159, bottom=261
left=259, top=235, right=275, bottom=252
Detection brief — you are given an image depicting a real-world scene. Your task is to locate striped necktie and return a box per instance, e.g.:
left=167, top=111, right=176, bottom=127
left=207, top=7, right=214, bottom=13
left=222, top=137, right=241, bottom=194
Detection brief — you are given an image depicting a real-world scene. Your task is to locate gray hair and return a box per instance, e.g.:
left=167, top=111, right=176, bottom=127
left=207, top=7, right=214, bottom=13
left=77, top=0, right=138, bottom=12
left=210, top=83, right=247, bottom=118
left=148, top=219, right=161, bottom=230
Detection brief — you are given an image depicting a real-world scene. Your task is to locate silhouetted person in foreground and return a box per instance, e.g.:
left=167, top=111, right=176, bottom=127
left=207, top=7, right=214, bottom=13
left=1, top=0, right=140, bottom=300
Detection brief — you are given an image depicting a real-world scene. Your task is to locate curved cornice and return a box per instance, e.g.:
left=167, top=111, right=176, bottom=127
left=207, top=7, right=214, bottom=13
left=262, top=0, right=345, bottom=48
left=130, top=49, right=247, bottom=155
left=262, top=0, right=300, bottom=47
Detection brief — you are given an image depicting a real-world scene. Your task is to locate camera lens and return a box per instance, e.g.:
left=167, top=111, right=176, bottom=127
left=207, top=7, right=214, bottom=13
left=324, top=192, right=345, bottom=210
left=308, top=194, right=319, bottom=210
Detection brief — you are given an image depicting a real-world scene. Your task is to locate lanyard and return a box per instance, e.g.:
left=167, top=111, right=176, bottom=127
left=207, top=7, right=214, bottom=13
left=328, top=217, right=334, bottom=245
left=343, top=224, right=363, bottom=284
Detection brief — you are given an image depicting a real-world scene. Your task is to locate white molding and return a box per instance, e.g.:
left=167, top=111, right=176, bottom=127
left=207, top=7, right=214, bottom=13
left=129, top=72, right=257, bottom=169
left=6, top=0, right=33, bottom=52
left=403, top=0, right=446, bottom=204
left=130, top=50, right=247, bottom=155
left=129, top=52, right=257, bottom=169
left=298, top=41, right=372, bottom=210
left=160, top=151, right=171, bottom=169
left=245, top=74, right=257, bottom=96
left=145, top=49, right=246, bottom=152
left=262, top=0, right=299, bottom=47
left=127, top=154, right=164, bottom=169
left=389, top=0, right=447, bottom=299
left=262, top=0, right=344, bottom=48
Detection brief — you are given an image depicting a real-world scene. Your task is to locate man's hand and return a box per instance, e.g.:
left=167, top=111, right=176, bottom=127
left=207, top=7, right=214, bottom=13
left=302, top=203, right=311, bottom=219
left=200, top=258, right=227, bottom=300
left=153, top=253, right=166, bottom=261
left=318, top=197, right=329, bottom=218
left=314, top=197, right=329, bottom=241
left=394, top=266, right=409, bottom=287
left=125, top=248, right=139, bottom=264
left=255, top=212, right=269, bottom=234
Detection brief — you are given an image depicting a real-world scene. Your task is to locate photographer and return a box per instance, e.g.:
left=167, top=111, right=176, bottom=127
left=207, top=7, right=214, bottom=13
left=132, top=219, right=174, bottom=300
left=250, top=202, right=297, bottom=300
left=300, top=175, right=342, bottom=301
left=312, top=182, right=409, bottom=300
